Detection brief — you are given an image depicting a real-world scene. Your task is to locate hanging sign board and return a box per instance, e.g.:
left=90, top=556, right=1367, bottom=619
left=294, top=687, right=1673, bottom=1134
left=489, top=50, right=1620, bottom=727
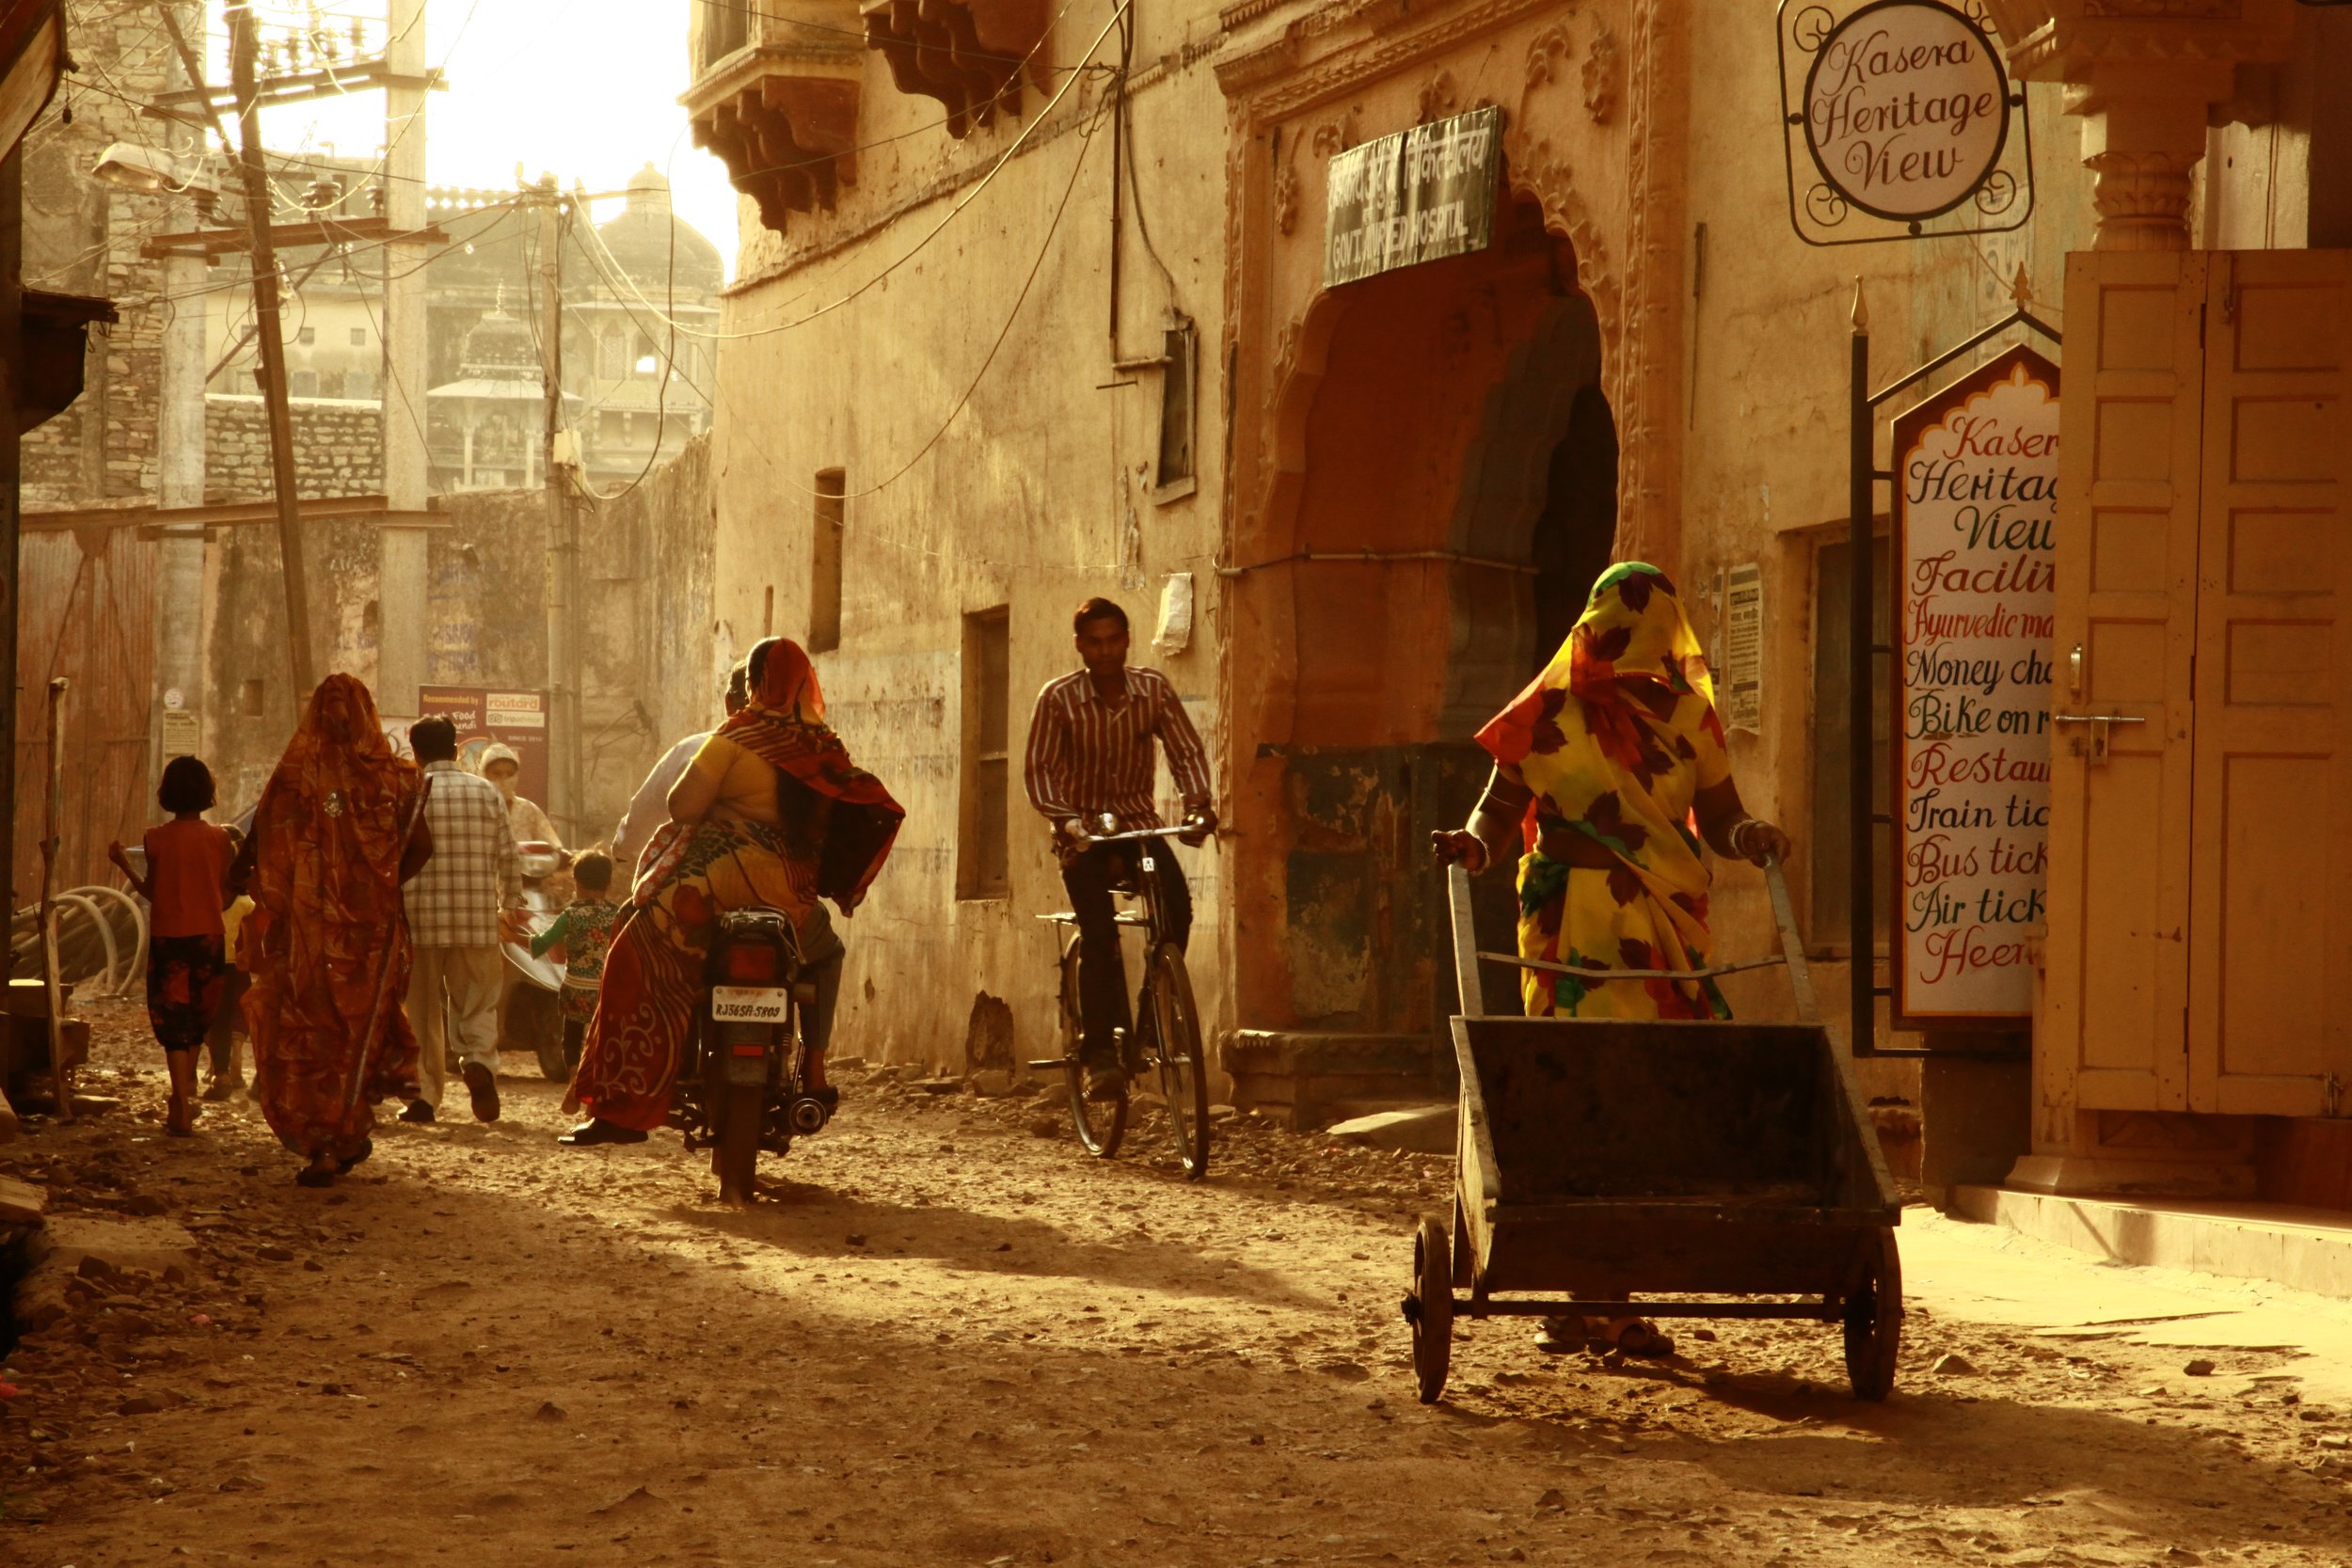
left=1324, top=106, right=1502, bottom=289
left=1890, top=344, right=2058, bottom=1027
left=417, top=684, right=551, bottom=807
left=1775, top=0, right=2033, bottom=246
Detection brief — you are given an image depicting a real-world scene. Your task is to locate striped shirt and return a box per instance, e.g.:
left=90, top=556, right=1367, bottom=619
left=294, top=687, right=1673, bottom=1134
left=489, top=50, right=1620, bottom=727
left=1024, top=665, right=1214, bottom=833
left=404, top=761, right=522, bottom=949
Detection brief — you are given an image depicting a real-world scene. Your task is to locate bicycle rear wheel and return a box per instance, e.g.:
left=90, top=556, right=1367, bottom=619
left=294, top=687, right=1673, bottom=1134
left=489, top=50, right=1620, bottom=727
left=1059, top=931, right=1125, bottom=1158
left=1149, top=942, right=1210, bottom=1180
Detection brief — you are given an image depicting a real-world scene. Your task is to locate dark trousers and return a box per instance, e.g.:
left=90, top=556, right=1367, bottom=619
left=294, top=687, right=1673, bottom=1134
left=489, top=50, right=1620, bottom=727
left=1062, top=838, right=1191, bottom=1060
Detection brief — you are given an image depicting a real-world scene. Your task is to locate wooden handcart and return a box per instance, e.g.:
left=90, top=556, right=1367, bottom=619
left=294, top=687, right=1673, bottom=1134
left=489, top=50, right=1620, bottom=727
left=1404, top=861, right=1903, bottom=1402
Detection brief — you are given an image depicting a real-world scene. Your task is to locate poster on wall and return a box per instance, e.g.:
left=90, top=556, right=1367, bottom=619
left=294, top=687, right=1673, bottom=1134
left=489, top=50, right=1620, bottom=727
left=1891, top=343, right=2058, bottom=1028
left=416, top=684, right=550, bottom=805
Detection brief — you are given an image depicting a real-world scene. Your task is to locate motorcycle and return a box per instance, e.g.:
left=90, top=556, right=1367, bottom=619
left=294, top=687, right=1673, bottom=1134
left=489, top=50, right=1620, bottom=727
left=672, top=906, right=833, bottom=1202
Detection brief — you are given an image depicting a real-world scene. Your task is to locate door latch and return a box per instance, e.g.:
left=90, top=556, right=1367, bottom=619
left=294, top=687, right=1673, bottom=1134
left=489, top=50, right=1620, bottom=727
left=2068, top=642, right=2084, bottom=699
left=2050, top=711, right=2146, bottom=765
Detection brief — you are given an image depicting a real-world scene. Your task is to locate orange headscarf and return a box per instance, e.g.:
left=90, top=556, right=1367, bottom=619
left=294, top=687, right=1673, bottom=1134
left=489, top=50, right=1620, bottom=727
left=708, top=638, right=903, bottom=912
left=243, top=674, right=424, bottom=1157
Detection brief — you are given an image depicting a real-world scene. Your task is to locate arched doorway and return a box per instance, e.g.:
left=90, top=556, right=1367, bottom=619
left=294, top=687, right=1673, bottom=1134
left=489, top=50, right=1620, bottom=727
left=1226, top=194, right=1619, bottom=1117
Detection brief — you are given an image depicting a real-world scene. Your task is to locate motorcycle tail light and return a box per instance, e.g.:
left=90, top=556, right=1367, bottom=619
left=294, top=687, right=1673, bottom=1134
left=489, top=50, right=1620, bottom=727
left=723, top=942, right=780, bottom=984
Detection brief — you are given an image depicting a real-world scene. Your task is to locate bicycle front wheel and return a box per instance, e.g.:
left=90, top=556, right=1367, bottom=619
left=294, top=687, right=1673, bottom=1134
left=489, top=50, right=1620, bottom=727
left=1149, top=942, right=1210, bottom=1180
left=1060, top=931, right=1125, bottom=1158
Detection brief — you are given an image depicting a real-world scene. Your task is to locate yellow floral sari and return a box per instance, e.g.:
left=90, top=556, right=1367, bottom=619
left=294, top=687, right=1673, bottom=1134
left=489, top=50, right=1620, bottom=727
left=1474, top=563, right=1733, bottom=1020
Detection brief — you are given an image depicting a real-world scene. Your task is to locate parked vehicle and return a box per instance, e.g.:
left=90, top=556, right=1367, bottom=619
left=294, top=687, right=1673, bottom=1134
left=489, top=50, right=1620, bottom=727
left=673, top=906, right=832, bottom=1203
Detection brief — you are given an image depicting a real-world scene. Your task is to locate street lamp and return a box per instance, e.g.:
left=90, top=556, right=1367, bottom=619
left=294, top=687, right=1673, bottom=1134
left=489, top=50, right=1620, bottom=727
left=88, top=140, right=216, bottom=200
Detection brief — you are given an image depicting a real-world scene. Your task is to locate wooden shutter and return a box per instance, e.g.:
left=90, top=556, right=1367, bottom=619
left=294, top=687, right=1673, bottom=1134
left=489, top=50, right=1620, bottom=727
left=2187, top=250, right=2352, bottom=1117
left=2042, top=252, right=2204, bottom=1115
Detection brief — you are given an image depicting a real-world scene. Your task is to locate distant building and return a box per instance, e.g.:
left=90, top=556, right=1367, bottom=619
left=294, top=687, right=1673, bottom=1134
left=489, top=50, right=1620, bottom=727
left=200, top=160, right=721, bottom=494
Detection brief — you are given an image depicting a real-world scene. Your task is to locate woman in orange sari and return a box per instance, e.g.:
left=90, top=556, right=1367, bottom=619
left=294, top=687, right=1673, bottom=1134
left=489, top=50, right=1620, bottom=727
left=240, top=675, right=434, bottom=1187
left=563, top=638, right=901, bottom=1147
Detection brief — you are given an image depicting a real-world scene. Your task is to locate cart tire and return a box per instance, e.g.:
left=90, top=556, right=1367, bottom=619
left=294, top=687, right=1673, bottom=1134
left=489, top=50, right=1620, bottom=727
left=1843, top=1226, right=1902, bottom=1401
left=1058, top=933, right=1125, bottom=1159
left=1409, top=1215, right=1454, bottom=1405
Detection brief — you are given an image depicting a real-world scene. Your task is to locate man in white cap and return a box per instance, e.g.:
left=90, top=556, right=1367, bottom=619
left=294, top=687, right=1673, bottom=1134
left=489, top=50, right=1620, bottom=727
left=481, top=742, right=564, bottom=855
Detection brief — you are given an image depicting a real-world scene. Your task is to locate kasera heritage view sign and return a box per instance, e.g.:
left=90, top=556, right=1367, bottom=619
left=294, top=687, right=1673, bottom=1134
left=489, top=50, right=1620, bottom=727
left=1775, top=0, right=2033, bottom=246
left=1891, top=344, right=2059, bottom=1026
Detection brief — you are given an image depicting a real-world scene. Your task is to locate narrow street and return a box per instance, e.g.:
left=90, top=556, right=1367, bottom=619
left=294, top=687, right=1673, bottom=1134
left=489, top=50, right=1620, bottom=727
left=3, top=1005, right=2347, bottom=1566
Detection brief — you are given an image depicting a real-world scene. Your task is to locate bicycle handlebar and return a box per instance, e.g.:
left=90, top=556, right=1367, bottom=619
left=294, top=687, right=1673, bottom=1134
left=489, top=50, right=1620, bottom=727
left=1070, top=815, right=1213, bottom=849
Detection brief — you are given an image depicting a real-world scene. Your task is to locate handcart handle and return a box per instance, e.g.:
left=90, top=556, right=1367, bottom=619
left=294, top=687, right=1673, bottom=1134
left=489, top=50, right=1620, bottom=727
left=1446, top=862, right=1484, bottom=1020
left=1762, top=853, right=1821, bottom=1027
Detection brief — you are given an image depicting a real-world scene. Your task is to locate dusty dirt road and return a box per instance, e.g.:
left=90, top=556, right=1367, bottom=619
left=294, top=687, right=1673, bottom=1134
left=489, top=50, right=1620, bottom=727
left=5, top=999, right=2349, bottom=1566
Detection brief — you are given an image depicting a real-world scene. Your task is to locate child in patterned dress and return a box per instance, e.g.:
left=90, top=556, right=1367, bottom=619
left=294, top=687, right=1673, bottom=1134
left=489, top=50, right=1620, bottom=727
left=531, top=850, right=621, bottom=1081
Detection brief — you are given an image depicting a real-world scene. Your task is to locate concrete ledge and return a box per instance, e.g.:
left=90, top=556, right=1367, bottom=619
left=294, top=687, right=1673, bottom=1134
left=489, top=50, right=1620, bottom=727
left=1950, top=1184, right=2352, bottom=1299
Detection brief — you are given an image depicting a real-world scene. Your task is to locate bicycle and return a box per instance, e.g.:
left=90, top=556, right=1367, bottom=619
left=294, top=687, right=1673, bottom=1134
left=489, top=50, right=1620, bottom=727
left=1026, top=814, right=1211, bottom=1179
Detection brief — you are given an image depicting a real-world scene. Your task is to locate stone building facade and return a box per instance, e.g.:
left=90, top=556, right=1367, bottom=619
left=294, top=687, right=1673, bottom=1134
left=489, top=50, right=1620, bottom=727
left=684, top=0, right=2352, bottom=1212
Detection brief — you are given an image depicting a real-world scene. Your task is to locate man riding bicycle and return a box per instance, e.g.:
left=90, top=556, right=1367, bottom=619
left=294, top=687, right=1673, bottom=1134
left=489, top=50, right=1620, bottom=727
left=1025, top=596, right=1216, bottom=1102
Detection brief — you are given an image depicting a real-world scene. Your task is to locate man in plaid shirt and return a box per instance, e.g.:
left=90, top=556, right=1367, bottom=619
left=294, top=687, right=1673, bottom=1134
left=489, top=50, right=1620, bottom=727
left=401, top=715, right=525, bottom=1124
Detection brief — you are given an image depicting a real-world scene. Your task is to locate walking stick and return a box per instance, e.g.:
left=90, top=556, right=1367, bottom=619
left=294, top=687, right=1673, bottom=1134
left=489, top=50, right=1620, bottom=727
left=339, top=775, right=434, bottom=1119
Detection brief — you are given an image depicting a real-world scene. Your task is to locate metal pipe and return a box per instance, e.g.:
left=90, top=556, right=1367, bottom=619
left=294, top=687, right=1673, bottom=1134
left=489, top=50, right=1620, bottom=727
left=1848, top=278, right=1874, bottom=1058
left=1216, top=547, right=1539, bottom=578
left=41, top=677, right=70, bottom=1120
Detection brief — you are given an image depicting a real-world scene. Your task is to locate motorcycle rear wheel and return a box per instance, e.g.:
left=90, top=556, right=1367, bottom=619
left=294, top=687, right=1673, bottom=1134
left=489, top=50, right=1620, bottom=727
left=713, top=1084, right=763, bottom=1204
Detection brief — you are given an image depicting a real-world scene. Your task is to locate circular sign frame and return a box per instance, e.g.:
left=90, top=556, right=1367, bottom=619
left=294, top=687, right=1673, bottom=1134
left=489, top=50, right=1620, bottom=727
left=1800, top=0, right=2011, bottom=228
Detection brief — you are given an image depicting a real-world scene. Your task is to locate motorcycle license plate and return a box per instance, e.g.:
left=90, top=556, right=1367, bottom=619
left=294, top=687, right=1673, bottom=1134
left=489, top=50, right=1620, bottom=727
left=710, top=986, right=791, bottom=1024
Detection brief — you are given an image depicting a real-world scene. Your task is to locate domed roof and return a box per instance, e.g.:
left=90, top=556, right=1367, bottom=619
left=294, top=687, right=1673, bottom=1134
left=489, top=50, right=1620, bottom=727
left=458, top=301, right=538, bottom=381
left=587, top=164, right=723, bottom=296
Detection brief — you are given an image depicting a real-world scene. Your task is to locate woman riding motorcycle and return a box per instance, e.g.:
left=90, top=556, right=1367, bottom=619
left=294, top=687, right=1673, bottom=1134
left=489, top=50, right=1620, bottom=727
left=560, top=638, right=902, bottom=1147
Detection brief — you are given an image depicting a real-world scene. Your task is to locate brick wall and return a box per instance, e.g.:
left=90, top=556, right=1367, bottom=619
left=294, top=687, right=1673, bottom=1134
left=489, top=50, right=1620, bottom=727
left=201, top=394, right=386, bottom=503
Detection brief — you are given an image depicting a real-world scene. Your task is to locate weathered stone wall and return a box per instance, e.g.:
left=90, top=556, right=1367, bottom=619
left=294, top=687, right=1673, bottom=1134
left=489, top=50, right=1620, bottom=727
left=201, top=395, right=386, bottom=503
left=18, top=1, right=178, bottom=509
left=199, top=438, right=716, bottom=845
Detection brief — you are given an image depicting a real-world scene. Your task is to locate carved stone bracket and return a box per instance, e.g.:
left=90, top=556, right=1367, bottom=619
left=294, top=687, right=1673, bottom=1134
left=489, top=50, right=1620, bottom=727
left=862, top=0, right=1052, bottom=138
left=1986, top=0, right=2300, bottom=249
left=684, top=36, right=865, bottom=235
left=1581, top=24, right=1619, bottom=123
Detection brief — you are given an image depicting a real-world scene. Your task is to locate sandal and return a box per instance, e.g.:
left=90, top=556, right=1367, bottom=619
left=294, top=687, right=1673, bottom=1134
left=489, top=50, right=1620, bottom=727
left=294, top=1153, right=339, bottom=1188
left=334, top=1139, right=374, bottom=1174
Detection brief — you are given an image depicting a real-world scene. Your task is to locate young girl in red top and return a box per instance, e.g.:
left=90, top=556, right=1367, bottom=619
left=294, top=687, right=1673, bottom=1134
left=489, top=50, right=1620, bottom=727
left=108, top=756, right=237, bottom=1136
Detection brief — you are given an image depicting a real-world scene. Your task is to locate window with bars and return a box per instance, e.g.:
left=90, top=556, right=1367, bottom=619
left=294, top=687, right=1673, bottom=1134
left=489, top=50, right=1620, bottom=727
left=959, top=608, right=1012, bottom=899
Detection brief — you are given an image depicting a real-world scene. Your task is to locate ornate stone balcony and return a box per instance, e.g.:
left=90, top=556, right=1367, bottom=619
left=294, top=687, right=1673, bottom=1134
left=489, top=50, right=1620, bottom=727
left=682, top=1, right=866, bottom=234
left=861, top=0, right=1052, bottom=139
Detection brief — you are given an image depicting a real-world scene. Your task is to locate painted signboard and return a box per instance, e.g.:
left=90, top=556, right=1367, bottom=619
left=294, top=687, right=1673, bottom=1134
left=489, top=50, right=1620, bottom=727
left=1324, top=106, right=1502, bottom=289
left=416, top=684, right=551, bottom=806
left=1775, top=0, right=2032, bottom=247
left=1891, top=344, right=2058, bottom=1027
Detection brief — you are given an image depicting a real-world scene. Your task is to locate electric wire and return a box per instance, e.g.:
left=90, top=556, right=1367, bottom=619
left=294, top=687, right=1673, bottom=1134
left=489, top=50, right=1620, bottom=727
left=580, top=0, right=1130, bottom=346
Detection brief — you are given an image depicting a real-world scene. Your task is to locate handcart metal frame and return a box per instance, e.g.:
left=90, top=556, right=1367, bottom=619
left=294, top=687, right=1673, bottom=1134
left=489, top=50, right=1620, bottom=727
left=1403, top=859, right=1904, bottom=1403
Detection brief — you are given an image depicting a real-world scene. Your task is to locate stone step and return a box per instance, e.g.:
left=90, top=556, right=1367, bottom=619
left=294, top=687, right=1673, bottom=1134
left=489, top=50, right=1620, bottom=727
left=1950, top=1184, right=2352, bottom=1299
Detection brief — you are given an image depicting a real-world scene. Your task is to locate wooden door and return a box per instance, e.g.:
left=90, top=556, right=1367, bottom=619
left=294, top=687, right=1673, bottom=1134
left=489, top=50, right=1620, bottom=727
left=2187, top=251, right=2352, bottom=1117
left=2042, top=253, right=2205, bottom=1113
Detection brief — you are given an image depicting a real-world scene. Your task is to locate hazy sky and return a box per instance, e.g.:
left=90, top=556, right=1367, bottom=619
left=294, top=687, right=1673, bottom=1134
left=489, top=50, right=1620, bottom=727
left=244, top=0, right=741, bottom=277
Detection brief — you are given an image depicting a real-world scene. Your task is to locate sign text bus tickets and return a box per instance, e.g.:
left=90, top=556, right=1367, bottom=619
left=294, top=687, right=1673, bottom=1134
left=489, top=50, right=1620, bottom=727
left=1325, top=106, right=1502, bottom=289
left=1891, top=344, right=2058, bottom=1027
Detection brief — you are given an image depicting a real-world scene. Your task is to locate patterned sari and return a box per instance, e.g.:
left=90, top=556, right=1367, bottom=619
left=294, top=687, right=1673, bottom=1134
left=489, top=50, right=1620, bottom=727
left=1475, top=563, right=1734, bottom=1021
left=570, top=639, right=902, bottom=1131
left=242, top=675, right=425, bottom=1163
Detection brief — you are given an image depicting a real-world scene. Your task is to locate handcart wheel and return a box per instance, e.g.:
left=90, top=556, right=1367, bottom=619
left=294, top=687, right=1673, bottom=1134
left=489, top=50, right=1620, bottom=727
left=1842, top=1226, right=1902, bottom=1401
left=1406, top=1214, right=1454, bottom=1404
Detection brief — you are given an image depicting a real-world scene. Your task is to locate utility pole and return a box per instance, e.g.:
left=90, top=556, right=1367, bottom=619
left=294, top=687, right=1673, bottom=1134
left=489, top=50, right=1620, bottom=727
left=536, top=178, right=580, bottom=837
left=377, top=0, right=431, bottom=720
left=152, top=3, right=209, bottom=785
left=227, top=2, right=317, bottom=707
